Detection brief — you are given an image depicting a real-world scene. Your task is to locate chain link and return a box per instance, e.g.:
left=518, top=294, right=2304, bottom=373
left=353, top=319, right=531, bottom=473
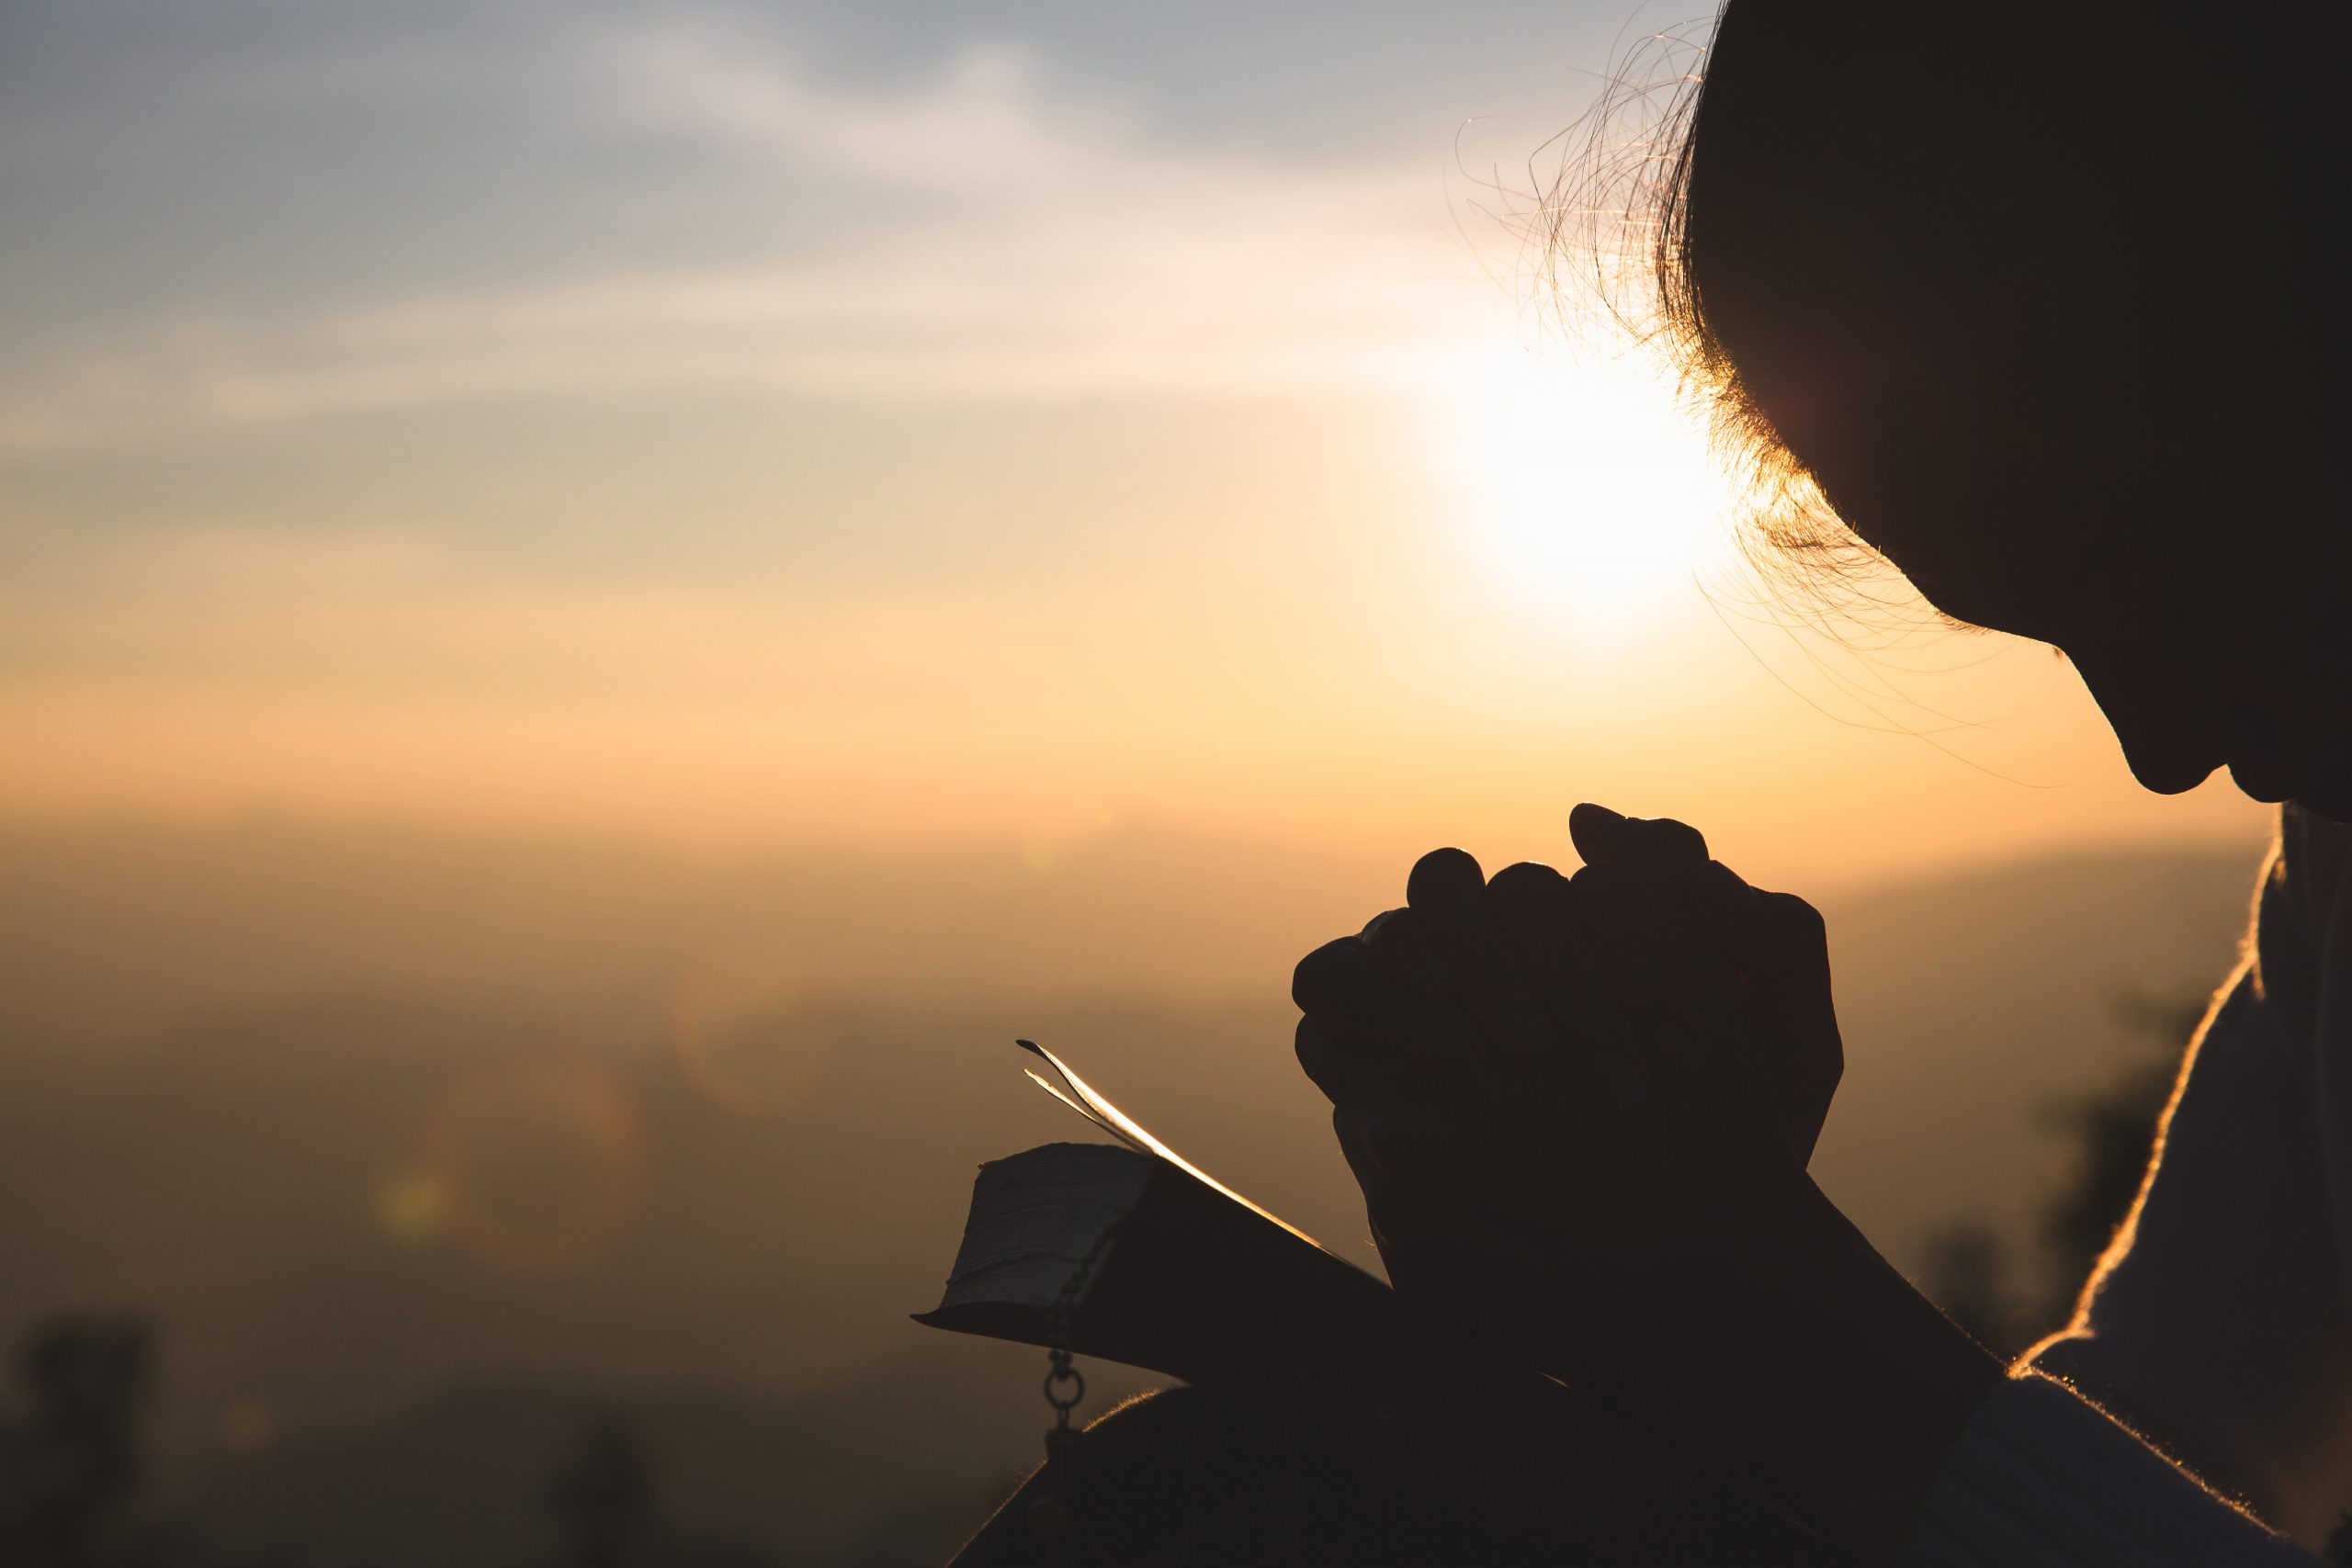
left=1030, top=1223, right=1122, bottom=1563
left=1043, top=1223, right=1118, bottom=1431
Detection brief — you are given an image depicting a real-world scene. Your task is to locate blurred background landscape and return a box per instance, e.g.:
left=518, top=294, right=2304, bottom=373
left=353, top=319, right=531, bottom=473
left=0, top=1, right=2278, bottom=1563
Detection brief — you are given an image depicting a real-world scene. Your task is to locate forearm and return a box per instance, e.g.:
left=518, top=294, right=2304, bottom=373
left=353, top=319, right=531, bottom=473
left=1687, top=1183, right=2004, bottom=1563
left=1540, top=1179, right=2004, bottom=1564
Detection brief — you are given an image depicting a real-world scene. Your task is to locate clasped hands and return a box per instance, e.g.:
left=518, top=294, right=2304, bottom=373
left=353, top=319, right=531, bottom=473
left=1290, top=803, right=1847, bottom=1372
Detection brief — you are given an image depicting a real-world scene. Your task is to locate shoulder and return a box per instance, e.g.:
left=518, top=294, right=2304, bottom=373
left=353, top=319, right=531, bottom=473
left=2251, top=807, right=2348, bottom=1040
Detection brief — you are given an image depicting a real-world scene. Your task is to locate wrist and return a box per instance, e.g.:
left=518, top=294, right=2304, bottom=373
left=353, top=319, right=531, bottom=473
left=1604, top=1180, right=2006, bottom=1563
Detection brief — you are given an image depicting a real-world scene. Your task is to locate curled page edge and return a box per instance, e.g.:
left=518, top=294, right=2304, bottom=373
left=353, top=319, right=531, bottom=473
left=1014, top=1038, right=1326, bottom=1250
left=1020, top=1068, right=1146, bottom=1153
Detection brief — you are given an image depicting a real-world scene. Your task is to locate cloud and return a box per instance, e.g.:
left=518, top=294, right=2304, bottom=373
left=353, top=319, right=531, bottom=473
left=0, top=17, right=1507, bottom=458
left=578, top=20, right=1120, bottom=195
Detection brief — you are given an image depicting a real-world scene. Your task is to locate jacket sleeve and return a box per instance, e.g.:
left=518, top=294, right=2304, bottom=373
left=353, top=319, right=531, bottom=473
left=1897, top=1371, right=2318, bottom=1564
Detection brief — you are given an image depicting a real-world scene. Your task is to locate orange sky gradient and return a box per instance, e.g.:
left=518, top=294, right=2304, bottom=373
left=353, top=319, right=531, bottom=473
left=0, top=14, right=2273, bottom=897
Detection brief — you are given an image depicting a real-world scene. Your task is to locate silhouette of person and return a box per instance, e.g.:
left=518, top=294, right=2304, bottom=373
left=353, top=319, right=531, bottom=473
left=956, top=3, right=2346, bottom=1562
left=1291, top=2, right=2349, bottom=1562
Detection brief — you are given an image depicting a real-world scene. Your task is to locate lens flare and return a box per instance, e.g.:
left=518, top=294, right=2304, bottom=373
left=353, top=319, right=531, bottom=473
left=669, top=950, right=839, bottom=1116
left=421, top=1061, right=646, bottom=1280
left=372, top=1167, right=449, bottom=1246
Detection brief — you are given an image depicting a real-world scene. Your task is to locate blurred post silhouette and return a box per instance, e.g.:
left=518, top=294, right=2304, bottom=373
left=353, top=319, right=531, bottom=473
left=0, top=1314, right=154, bottom=1568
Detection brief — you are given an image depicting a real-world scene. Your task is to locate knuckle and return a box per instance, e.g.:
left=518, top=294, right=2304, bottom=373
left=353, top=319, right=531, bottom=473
left=1361, top=1116, right=1407, bottom=1175
left=1485, top=860, right=1566, bottom=919
left=1641, top=816, right=1710, bottom=861
left=1566, top=859, right=1636, bottom=908
left=1699, top=858, right=1756, bottom=900
left=1413, top=845, right=1479, bottom=878
left=1334, top=1106, right=1385, bottom=1176
left=1763, top=890, right=1827, bottom=942
left=1290, top=937, right=1354, bottom=1010
left=1288, top=953, right=1317, bottom=1010
left=1407, top=846, right=1484, bottom=907
left=1295, top=1017, right=1339, bottom=1094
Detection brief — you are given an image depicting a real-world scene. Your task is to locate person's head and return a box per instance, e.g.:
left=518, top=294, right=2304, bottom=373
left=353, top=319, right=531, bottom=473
left=1656, top=2, right=2349, bottom=815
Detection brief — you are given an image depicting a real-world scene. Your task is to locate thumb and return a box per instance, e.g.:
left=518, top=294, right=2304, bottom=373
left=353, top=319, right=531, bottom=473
left=1569, top=802, right=1710, bottom=869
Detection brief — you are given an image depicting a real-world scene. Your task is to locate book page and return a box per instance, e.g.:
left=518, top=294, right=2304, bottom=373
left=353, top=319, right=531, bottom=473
left=1016, top=1039, right=1329, bottom=1251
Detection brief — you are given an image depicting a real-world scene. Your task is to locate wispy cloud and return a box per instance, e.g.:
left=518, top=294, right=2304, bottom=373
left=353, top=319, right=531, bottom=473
left=579, top=21, right=1120, bottom=194
left=0, top=17, right=1502, bottom=457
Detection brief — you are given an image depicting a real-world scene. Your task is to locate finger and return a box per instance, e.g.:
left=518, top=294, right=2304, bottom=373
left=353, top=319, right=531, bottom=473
left=1333, top=1104, right=1384, bottom=1194
left=1348, top=1134, right=1432, bottom=1291
left=1683, top=862, right=1842, bottom=1161
left=1346, top=1111, right=1426, bottom=1258
left=1566, top=860, right=1720, bottom=1083
left=1566, top=816, right=1747, bottom=1087
left=1360, top=907, right=1456, bottom=999
left=1746, top=888, right=1843, bottom=1162
left=1569, top=802, right=1710, bottom=869
left=1484, top=860, right=1649, bottom=1112
left=1326, top=1109, right=1392, bottom=1279
left=1357, top=1111, right=1473, bottom=1202
left=1354, top=1115, right=1518, bottom=1290
left=1292, top=935, right=1477, bottom=1063
left=1685, top=857, right=1770, bottom=964
left=1566, top=802, right=1630, bottom=865
left=1295, top=1015, right=1395, bottom=1109
left=1403, top=847, right=1555, bottom=1067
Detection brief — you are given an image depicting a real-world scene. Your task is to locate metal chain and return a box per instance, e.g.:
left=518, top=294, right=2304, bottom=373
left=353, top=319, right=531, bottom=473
left=1043, top=1223, right=1119, bottom=1429
left=1030, top=1222, right=1122, bottom=1563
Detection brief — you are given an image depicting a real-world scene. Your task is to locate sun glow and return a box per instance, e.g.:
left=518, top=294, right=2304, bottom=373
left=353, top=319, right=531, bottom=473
left=1438, top=340, right=1736, bottom=633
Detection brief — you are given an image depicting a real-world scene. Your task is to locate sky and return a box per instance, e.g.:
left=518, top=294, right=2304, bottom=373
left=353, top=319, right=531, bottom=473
left=0, top=0, right=2272, bottom=895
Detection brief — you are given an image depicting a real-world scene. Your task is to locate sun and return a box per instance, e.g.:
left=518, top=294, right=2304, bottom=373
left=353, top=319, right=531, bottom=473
left=1436, top=338, right=1734, bottom=633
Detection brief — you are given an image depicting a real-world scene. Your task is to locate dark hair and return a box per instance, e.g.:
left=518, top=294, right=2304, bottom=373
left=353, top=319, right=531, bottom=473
left=1548, top=2, right=2345, bottom=592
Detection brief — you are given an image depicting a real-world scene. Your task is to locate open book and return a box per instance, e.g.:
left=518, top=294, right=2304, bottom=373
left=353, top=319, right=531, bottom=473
left=916, top=1041, right=1833, bottom=1561
left=911, top=1040, right=1401, bottom=1386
